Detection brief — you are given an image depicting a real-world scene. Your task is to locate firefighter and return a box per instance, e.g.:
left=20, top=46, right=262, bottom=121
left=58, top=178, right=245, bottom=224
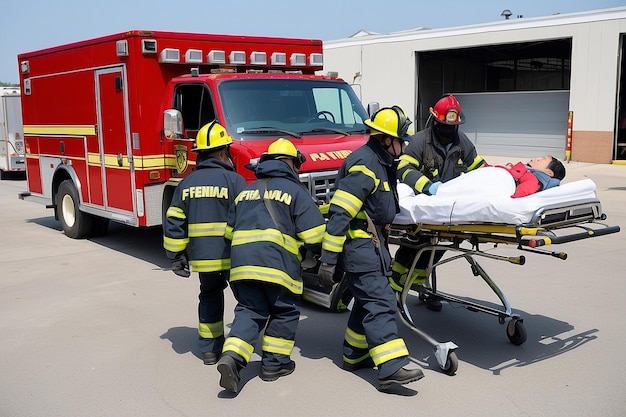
left=163, top=121, right=247, bottom=365
left=392, top=94, right=486, bottom=311
left=216, top=139, right=326, bottom=394
left=317, top=106, right=425, bottom=391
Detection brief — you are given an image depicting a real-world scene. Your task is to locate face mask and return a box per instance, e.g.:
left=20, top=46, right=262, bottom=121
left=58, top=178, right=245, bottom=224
left=434, top=123, right=457, bottom=142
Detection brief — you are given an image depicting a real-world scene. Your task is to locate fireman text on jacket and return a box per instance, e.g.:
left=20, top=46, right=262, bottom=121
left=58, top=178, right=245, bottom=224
left=236, top=189, right=293, bottom=205
left=181, top=186, right=229, bottom=201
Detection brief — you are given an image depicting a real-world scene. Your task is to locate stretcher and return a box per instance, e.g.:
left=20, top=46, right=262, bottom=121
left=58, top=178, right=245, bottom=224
left=391, top=169, right=621, bottom=375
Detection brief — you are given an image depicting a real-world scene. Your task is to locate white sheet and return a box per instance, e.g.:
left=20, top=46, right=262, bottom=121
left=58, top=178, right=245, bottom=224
left=395, top=167, right=597, bottom=225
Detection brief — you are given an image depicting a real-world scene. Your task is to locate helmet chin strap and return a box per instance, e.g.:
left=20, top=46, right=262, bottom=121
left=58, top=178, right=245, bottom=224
left=386, top=137, right=402, bottom=158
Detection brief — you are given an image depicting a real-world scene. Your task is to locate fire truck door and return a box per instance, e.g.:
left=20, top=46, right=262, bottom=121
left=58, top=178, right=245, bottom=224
left=95, top=68, right=135, bottom=216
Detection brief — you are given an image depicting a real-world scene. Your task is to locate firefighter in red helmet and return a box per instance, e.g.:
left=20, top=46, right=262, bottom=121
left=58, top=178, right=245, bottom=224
left=392, top=95, right=486, bottom=311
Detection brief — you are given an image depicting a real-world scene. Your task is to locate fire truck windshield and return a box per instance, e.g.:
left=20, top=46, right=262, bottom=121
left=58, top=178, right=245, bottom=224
left=218, top=78, right=369, bottom=139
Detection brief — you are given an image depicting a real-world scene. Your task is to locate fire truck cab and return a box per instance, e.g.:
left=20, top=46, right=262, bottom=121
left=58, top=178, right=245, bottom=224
left=17, top=30, right=371, bottom=310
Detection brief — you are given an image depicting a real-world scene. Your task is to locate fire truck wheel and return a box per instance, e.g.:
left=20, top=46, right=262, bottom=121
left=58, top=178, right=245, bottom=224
left=56, top=179, right=93, bottom=239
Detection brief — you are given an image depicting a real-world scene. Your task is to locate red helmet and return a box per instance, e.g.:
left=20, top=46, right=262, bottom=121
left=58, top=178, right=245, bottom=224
left=429, top=95, right=464, bottom=125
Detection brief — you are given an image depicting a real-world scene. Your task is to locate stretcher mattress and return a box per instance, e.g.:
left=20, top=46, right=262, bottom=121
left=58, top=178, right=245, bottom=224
left=395, top=167, right=598, bottom=226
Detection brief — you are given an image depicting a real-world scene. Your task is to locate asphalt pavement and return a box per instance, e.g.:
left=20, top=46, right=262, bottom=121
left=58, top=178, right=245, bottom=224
left=0, top=157, right=625, bottom=417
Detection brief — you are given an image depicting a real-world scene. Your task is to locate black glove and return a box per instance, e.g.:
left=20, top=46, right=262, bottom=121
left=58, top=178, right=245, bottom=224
left=171, top=253, right=190, bottom=278
left=317, top=263, right=336, bottom=287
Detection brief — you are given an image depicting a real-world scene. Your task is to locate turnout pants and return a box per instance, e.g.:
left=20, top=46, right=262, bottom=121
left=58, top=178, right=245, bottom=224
left=343, top=269, right=410, bottom=379
left=222, top=280, right=300, bottom=368
left=198, top=271, right=229, bottom=354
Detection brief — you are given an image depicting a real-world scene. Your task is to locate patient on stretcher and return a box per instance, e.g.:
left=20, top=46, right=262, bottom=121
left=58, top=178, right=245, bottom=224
left=395, top=160, right=595, bottom=226
left=489, top=155, right=566, bottom=198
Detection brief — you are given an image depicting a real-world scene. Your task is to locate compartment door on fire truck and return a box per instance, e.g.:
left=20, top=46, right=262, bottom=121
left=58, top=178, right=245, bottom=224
left=95, top=67, right=135, bottom=215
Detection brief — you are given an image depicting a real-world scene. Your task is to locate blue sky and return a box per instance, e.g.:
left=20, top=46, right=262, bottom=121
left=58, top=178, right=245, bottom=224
left=1, top=0, right=624, bottom=83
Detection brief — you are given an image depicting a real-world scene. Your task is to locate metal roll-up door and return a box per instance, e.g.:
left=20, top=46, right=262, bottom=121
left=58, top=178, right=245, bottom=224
left=456, top=91, right=569, bottom=159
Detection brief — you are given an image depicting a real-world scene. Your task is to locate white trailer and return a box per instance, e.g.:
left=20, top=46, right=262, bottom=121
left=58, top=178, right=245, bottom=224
left=0, top=87, right=25, bottom=178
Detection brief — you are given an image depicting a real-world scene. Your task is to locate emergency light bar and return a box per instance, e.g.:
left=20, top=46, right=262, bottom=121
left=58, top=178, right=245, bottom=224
left=160, top=48, right=180, bottom=63
left=207, top=50, right=226, bottom=64
left=142, top=39, right=157, bottom=54
left=250, top=52, right=267, bottom=65
left=127, top=38, right=323, bottom=69
left=229, top=51, right=246, bottom=65
left=116, top=40, right=129, bottom=57
left=271, top=52, right=287, bottom=65
left=185, top=49, right=203, bottom=63
left=290, top=53, right=306, bottom=66
left=310, top=53, right=323, bottom=66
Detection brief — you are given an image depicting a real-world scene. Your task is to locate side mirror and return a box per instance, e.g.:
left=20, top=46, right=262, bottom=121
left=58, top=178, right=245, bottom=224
left=163, top=109, right=183, bottom=139
left=367, top=102, right=380, bottom=117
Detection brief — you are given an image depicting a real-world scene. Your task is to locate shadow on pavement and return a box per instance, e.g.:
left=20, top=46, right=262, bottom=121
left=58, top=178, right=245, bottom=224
left=27, top=215, right=169, bottom=269
left=295, top=294, right=597, bottom=379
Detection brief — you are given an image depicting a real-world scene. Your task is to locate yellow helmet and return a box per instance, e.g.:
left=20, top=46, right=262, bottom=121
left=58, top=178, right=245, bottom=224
left=364, top=106, right=412, bottom=138
left=191, top=121, right=233, bottom=152
left=261, top=138, right=306, bottom=168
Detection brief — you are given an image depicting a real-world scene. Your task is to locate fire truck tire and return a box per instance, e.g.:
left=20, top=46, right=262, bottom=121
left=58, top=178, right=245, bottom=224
left=56, top=179, right=93, bottom=239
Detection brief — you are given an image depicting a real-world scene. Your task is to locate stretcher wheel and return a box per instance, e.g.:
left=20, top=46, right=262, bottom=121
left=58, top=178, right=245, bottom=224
left=506, top=319, right=527, bottom=345
left=441, top=351, right=458, bottom=375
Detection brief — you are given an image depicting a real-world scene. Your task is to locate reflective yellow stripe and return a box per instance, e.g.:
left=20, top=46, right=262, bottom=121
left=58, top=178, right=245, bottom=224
left=414, top=176, right=430, bottom=193
left=348, top=164, right=380, bottom=192
left=297, top=224, right=325, bottom=244
left=23, top=125, right=96, bottom=135
left=223, top=337, right=254, bottom=362
left=369, top=338, right=409, bottom=366
left=224, top=225, right=234, bottom=241
left=330, top=189, right=362, bottom=218
left=347, top=228, right=371, bottom=240
left=262, top=335, right=295, bottom=356
left=399, top=154, right=421, bottom=169
left=188, top=222, right=226, bottom=237
left=230, top=265, right=303, bottom=294
left=198, top=321, right=224, bottom=338
left=322, top=232, right=346, bottom=253
left=166, top=206, right=186, bottom=220
left=468, top=155, right=485, bottom=171
left=163, top=235, right=188, bottom=252
left=343, top=352, right=372, bottom=365
left=191, top=258, right=230, bottom=272
left=231, top=229, right=300, bottom=257
left=344, top=327, right=368, bottom=349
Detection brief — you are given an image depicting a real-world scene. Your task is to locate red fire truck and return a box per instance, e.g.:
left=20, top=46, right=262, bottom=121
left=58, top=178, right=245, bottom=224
left=17, top=30, right=371, bottom=310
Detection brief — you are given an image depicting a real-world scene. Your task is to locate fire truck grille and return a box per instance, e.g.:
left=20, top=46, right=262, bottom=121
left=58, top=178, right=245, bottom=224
left=299, top=170, right=338, bottom=205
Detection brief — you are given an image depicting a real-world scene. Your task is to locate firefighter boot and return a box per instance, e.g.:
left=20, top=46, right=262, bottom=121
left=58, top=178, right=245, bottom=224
left=260, top=360, right=296, bottom=382
left=378, top=367, right=425, bottom=391
left=202, top=352, right=219, bottom=365
left=217, top=355, right=240, bottom=393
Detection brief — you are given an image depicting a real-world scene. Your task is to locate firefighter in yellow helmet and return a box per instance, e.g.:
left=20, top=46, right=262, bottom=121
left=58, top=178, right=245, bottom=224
left=318, top=107, right=425, bottom=391
left=217, top=138, right=325, bottom=394
left=163, top=121, right=247, bottom=365
left=393, top=95, right=486, bottom=311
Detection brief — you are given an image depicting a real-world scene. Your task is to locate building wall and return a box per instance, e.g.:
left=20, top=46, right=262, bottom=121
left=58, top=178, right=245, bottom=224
left=323, top=7, right=626, bottom=163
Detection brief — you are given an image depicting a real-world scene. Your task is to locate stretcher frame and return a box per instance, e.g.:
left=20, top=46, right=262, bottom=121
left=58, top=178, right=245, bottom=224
left=390, top=198, right=620, bottom=375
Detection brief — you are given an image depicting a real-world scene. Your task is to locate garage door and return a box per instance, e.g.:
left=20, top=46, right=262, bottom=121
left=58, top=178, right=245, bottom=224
left=455, top=91, right=569, bottom=160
